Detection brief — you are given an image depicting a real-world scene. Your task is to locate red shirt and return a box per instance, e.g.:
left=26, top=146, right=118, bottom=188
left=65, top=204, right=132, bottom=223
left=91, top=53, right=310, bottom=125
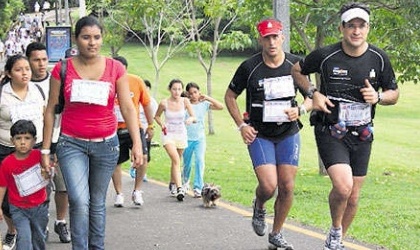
left=0, top=150, right=47, bottom=208
left=51, top=58, right=125, bottom=139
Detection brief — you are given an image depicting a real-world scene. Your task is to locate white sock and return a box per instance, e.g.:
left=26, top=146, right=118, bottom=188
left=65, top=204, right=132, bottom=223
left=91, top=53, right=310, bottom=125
left=55, top=219, right=66, bottom=225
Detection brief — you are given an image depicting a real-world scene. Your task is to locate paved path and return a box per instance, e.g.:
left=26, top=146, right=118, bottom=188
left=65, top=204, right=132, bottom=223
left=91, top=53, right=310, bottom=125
left=25, top=173, right=377, bottom=250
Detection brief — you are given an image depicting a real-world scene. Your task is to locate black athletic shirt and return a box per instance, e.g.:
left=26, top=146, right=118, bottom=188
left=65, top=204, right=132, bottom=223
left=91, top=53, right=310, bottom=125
left=299, top=42, right=398, bottom=125
left=228, top=52, right=303, bottom=139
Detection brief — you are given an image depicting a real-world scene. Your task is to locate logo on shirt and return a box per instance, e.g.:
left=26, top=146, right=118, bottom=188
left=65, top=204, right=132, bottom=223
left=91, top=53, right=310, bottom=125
left=332, top=67, right=348, bottom=77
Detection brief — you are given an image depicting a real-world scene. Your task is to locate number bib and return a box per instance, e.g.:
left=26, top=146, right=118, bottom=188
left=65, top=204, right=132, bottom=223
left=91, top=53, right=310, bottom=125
left=263, top=100, right=291, bottom=123
left=263, top=75, right=295, bottom=100
left=10, top=101, right=43, bottom=123
left=70, top=79, right=111, bottom=106
left=338, top=102, right=372, bottom=126
left=13, top=163, right=49, bottom=197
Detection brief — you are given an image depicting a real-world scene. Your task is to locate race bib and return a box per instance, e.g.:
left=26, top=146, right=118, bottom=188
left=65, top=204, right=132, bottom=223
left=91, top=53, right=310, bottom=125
left=263, top=100, right=291, bottom=123
left=339, top=102, right=372, bottom=126
left=70, top=79, right=111, bottom=106
left=10, top=101, right=43, bottom=123
left=13, top=163, right=49, bottom=197
left=263, top=75, right=295, bottom=100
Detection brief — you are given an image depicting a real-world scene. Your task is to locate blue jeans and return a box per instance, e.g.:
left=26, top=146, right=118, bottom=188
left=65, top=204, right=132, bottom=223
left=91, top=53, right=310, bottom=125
left=56, top=134, right=119, bottom=250
left=182, top=139, right=206, bottom=191
left=10, top=203, right=48, bottom=250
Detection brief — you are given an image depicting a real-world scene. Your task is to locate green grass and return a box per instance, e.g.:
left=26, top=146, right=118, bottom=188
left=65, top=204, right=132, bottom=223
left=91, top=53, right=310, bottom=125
left=113, top=44, right=420, bottom=250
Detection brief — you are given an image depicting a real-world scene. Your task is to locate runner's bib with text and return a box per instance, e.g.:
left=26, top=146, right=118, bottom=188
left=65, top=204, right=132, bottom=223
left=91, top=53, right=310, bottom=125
left=70, top=79, right=111, bottom=106
left=13, top=163, right=49, bottom=197
left=262, top=75, right=294, bottom=123
left=10, top=101, right=43, bottom=124
left=338, top=102, right=371, bottom=126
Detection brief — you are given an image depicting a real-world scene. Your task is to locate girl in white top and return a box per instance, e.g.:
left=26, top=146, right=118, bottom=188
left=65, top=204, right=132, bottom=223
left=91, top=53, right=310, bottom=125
left=154, top=79, right=195, bottom=201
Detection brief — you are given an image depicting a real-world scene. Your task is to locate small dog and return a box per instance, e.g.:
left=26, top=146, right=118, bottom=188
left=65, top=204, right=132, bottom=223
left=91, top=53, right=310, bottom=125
left=201, top=183, right=221, bottom=208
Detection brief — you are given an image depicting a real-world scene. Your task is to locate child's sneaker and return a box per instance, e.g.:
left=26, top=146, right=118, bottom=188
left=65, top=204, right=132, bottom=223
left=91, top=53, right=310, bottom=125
left=132, top=190, right=144, bottom=206
left=114, top=193, right=124, bottom=207
left=252, top=198, right=267, bottom=236
left=176, top=187, right=185, bottom=201
left=268, top=232, right=294, bottom=250
left=169, top=182, right=176, bottom=196
left=193, top=189, right=202, bottom=198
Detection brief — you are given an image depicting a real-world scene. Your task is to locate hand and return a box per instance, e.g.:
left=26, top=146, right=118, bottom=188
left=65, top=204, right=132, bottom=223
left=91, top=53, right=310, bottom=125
left=131, top=143, right=144, bottom=168
left=241, top=125, right=258, bottom=145
left=312, top=91, right=334, bottom=114
left=41, top=154, right=52, bottom=178
left=360, top=79, right=379, bottom=104
left=146, top=127, right=155, bottom=140
left=185, top=117, right=196, bottom=125
left=284, top=107, right=299, bottom=121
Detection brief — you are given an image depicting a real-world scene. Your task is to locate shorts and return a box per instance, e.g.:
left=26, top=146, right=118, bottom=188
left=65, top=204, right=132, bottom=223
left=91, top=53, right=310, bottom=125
left=315, top=125, right=372, bottom=176
left=117, top=128, right=147, bottom=164
left=248, top=133, right=300, bottom=169
left=161, top=133, right=187, bottom=149
left=146, top=140, right=152, bottom=162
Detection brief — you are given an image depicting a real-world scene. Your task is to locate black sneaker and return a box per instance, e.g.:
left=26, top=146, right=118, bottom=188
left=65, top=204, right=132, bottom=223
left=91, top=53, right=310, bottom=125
left=54, top=222, right=71, bottom=243
left=3, top=233, right=17, bottom=250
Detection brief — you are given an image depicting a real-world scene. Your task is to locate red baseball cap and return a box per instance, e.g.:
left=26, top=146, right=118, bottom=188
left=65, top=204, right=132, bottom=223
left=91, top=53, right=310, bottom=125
left=257, top=19, right=283, bottom=37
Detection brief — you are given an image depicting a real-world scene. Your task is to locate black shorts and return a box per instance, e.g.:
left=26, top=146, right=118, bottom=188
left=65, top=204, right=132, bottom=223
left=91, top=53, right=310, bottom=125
left=314, top=125, right=372, bottom=176
left=117, top=128, right=147, bottom=164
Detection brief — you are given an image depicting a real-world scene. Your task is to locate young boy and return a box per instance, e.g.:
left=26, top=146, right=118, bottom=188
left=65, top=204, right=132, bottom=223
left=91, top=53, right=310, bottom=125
left=0, top=120, right=50, bottom=249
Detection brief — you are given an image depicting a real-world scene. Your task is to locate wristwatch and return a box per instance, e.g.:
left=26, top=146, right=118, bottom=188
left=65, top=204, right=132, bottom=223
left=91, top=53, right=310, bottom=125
left=307, top=86, right=318, bottom=99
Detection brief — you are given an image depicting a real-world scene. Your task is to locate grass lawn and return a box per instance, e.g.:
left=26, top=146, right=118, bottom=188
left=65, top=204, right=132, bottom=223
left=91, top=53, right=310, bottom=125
left=113, top=43, right=419, bottom=250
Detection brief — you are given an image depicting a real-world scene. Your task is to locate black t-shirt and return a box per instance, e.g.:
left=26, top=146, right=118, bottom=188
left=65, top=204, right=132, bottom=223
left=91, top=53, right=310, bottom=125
left=299, top=42, right=398, bottom=125
left=228, top=52, right=303, bottom=139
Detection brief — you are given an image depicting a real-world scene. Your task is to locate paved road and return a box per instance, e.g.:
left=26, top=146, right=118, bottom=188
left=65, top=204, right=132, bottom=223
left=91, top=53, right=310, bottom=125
left=17, top=173, right=376, bottom=250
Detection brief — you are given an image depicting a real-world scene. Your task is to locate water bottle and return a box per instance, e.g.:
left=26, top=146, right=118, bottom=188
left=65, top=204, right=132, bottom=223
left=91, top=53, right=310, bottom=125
left=359, top=125, right=374, bottom=141
left=129, top=162, right=136, bottom=179
left=329, top=121, right=347, bottom=139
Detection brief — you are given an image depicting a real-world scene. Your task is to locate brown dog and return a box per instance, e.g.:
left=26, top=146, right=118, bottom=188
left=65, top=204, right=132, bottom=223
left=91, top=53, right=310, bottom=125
left=201, top=183, right=221, bottom=208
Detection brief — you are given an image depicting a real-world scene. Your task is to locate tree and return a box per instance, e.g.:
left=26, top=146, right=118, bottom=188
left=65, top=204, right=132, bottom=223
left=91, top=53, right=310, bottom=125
left=290, top=0, right=420, bottom=83
left=185, top=0, right=252, bottom=134
left=0, top=0, right=24, bottom=39
left=107, top=0, right=194, bottom=96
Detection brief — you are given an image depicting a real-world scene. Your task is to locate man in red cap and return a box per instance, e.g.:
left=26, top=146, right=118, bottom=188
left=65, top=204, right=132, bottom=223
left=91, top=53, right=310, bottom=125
left=225, top=18, right=312, bottom=250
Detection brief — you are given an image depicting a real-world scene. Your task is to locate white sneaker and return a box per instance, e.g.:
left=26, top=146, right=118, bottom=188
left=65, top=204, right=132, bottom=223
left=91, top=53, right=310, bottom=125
left=132, top=190, right=144, bottom=206
left=114, top=193, right=124, bottom=207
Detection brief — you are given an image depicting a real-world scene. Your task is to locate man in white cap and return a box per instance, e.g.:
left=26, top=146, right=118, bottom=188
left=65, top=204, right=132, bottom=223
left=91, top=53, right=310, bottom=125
left=291, top=2, right=399, bottom=250
left=225, top=18, right=312, bottom=250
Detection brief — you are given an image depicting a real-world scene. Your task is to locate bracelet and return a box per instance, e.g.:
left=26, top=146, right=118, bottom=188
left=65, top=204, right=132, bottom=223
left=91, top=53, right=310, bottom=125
left=237, top=122, right=249, bottom=131
left=147, top=124, right=155, bottom=129
left=40, top=149, right=51, bottom=155
left=299, top=105, right=307, bottom=116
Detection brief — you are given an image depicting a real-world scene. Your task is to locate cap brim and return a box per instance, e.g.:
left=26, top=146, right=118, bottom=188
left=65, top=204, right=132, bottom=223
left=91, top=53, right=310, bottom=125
left=341, top=8, right=370, bottom=23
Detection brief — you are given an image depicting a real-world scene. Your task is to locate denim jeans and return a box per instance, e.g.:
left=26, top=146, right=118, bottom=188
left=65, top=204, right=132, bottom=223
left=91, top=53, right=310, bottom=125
left=56, top=134, right=119, bottom=250
left=10, top=203, right=48, bottom=250
left=182, top=138, right=206, bottom=192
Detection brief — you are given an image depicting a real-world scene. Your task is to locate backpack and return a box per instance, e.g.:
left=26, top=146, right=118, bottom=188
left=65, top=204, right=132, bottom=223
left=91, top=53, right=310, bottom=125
left=54, top=59, right=67, bottom=114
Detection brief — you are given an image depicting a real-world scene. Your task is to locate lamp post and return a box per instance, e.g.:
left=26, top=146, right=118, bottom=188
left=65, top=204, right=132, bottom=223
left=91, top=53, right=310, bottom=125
left=273, top=0, right=290, bottom=53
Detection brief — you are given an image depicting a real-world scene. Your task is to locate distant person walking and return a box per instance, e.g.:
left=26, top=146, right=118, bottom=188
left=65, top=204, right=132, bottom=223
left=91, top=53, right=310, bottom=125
left=111, top=56, right=155, bottom=207
left=291, top=3, right=399, bottom=249
left=154, top=79, right=196, bottom=202
left=225, top=18, right=311, bottom=250
left=182, top=82, right=223, bottom=197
